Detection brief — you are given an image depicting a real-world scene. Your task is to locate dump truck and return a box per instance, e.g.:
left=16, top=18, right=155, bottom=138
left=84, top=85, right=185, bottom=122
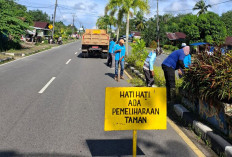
left=81, top=29, right=109, bottom=58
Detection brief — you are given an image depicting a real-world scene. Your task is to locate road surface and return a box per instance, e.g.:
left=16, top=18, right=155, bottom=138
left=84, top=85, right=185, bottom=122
left=0, top=41, right=201, bottom=157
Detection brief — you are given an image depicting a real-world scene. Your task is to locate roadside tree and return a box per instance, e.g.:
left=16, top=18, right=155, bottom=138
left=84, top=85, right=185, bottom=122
left=197, top=12, right=227, bottom=44
left=221, top=11, right=232, bottom=36
left=28, top=10, right=50, bottom=23
left=0, top=0, right=31, bottom=51
left=193, top=0, right=211, bottom=15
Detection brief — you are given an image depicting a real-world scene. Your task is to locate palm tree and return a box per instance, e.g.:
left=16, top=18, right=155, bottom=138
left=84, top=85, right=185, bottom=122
left=193, top=0, right=211, bottom=15
left=105, top=0, right=149, bottom=56
left=96, top=16, right=107, bottom=30
left=96, top=15, right=116, bottom=34
left=105, top=0, right=127, bottom=41
left=134, top=11, right=146, bottom=31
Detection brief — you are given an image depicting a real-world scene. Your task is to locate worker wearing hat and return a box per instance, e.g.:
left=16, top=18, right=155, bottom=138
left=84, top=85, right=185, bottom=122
left=113, top=39, right=126, bottom=81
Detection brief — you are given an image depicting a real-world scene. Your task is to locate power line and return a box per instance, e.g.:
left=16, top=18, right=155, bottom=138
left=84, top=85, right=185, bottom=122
left=23, top=5, right=54, bottom=9
left=160, top=0, right=232, bottom=13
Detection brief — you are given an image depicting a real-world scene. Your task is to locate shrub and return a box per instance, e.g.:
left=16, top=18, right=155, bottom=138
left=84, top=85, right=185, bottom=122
left=43, top=40, right=48, bottom=44
left=135, top=61, right=144, bottom=73
left=182, top=50, right=232, bottom=103
left=170, top=45, right=179, bottom=51
left=149, top=40, right=157, bottom=49
left=163, top=45, right=179, bottom=51
left=163, top=45, right=170, bottom=50
left=131, top=39, right=148, bottom=62
left=126, top=55, right=137, bottom=66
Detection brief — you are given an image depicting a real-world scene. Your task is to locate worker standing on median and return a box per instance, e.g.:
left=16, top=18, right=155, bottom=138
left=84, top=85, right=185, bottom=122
left=143, top=48, right=161, bottom=87
left=114, top=39, right=126, bottom=82
left=107, top=38, right=116, bottom=68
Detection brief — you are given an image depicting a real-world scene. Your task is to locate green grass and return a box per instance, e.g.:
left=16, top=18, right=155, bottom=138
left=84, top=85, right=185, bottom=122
left=128, top=78, right=146, bottom=87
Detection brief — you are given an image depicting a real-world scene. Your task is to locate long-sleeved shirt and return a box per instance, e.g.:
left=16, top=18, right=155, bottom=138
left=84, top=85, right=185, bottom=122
left=143, top=51, right=156, bottom=71
left=162, top=49, right=185, bottom=69
left=183, top=54, right=191, bottom=68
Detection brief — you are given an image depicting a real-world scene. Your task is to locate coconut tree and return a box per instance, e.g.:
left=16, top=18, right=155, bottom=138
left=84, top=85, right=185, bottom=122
left=105, top=0, right=127, bottom=41
left=105, top=0, right=149, bottom=56
left=193, top=0, right=211, bottom=15
left=96, top=16, right=108, bottom=30
left=134, top=11, right=146, bottom=31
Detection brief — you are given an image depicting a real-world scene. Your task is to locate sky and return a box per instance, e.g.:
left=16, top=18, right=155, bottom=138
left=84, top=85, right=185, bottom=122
left=16, top=0, right=232, bottom=29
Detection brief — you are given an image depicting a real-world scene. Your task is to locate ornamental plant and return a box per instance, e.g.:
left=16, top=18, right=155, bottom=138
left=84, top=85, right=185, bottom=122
left=182, top=50, right=232, bottom=103
left=131, top=39, right=148, bottom=62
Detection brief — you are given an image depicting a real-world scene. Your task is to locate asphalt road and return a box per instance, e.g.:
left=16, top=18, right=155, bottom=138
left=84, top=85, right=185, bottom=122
left=0, top=41, right=198, bottom=157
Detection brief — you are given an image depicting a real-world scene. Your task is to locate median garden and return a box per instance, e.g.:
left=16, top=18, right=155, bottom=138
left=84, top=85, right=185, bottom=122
left=126, top=39, right=232, bottom=143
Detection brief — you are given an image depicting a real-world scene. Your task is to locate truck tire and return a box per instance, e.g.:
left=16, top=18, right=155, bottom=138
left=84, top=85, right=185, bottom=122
left=101, top=53, right=107, bottom=59
left=82, top=52, right=88, bottom=58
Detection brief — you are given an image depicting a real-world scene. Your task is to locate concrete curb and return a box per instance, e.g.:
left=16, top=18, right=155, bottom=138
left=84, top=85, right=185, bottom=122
left=0, top=57, right=14, bottom=64
left=125, top=62, right=146, bottom=82
left=173, top=104, right=232, bottom=157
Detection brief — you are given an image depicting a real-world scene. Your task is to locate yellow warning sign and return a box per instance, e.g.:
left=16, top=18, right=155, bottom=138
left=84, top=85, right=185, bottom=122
left=93, top=30, right=101, bottom=34
left=104, top=87, right=167, bottom=131
left=48, top=24, right=53, bottom=29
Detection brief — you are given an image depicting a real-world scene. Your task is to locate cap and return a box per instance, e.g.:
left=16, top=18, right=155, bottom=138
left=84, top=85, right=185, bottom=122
left=181, top=43, right=187, bottom=47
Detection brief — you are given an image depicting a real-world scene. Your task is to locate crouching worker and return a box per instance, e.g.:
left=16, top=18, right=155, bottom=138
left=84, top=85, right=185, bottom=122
left=161, top=46, right=190, bottom=104
left=143, top=48, right=162, bottom=87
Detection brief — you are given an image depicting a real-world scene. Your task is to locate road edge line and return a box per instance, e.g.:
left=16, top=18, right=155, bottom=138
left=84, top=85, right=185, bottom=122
left=124, top=70, right=132, bottom=80
left=167, top=117, right=206, bottom=157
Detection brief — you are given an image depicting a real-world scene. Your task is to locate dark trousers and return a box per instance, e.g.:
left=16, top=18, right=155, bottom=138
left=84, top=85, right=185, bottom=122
left=107, top=53, right=113, bottom=67
left=143, top=68, right=154, bottom=87
left=162, top=64, right=176, bottom=101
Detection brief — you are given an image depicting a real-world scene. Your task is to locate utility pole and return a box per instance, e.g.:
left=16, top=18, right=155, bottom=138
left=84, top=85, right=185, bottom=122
left=52, top=0, right=58, bottom=39
left=157, top=0, right=160, bottom=49
left=72, top=14, right=75, bottom=36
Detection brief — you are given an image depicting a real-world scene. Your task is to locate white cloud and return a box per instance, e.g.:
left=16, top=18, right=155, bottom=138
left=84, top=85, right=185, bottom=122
left=17, top=0, right=232, bottom=29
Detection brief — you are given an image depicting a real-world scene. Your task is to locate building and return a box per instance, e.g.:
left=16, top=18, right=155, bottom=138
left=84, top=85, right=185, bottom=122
left=166, top=32, right=186, bottom=41
left=33, top=22, right=52, bottom=38
left=225, top=37, right=232, bottom=50
left=131, top=31, right=141, bottom=40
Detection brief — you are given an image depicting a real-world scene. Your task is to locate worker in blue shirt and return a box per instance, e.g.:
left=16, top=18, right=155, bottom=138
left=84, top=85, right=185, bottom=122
left=114, top=39, right=126, bottom=81
left=178, top=43, right=191, bottom=78
left=143, top=48, right=161, bottom=87
left=162, top=46, right=190, bottom=104
left=107, top=38, right=116, bottom=68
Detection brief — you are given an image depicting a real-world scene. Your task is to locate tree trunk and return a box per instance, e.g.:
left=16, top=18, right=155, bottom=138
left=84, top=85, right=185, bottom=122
left=116, top=26, right=120, bottom=42
left=126, top=11, right=130, bottom=56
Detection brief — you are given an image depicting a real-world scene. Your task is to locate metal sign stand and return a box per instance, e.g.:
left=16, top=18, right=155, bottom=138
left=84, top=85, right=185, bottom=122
left=133, top=130, right=137, bottom=157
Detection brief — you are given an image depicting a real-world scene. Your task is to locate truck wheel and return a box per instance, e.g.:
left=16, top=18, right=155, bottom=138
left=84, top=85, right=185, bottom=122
left=101, top=53, right=107, bottom=59
left=82, top=53, right=88, bottom=58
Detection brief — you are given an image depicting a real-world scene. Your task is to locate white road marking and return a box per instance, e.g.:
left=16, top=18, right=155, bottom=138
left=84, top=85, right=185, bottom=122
left=66, top=59, right=71, bottom=64
left=38, top=77, right=56, bottom=94
left=75, top=52, right=78, bottom=54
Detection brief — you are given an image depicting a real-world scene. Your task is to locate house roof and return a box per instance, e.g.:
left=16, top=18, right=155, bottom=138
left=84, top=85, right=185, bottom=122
left=225, top=37, right=232, bottom=46
left=34, top=22, right=49, bottom=29
left=131, top=31, right=141, bottom=36
left=166, top=32, right=186, bottom=40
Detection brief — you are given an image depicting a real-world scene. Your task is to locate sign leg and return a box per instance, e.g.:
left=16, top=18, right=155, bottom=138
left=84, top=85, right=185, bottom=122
left=133, top=130, right=137, bottom=157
